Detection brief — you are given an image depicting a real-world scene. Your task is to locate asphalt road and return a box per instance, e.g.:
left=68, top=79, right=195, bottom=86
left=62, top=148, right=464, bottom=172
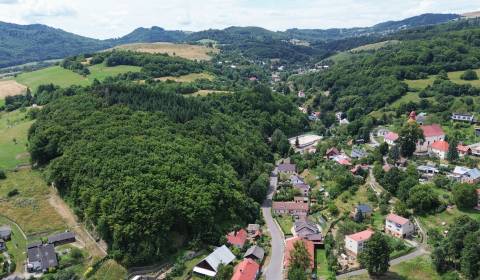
left=262, top=174, right=284, bottom=280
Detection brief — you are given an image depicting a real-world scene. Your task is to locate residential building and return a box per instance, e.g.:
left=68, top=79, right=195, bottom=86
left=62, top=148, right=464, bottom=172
left=351, top=148, right=368, bottom=159
left=385, top=214, right=415, bottom=238
left=289, top=134, right=322, bottom=151
left=417, top=165, right=439, bottom=176
left=47, top=232, right=75, bottom=247
left=0, top=239, right=5, bottom=251
left=26, top=243, right=58, bottom=273
left=416, top=112, right=427, bottom=125
left=193, top=245, right=235, bottom=277
left=231, top=258, right=260, bottom=280
left=4, top=275, right=24, bottom=280
left=293, top=183, right=311, bottom=197
left=345, top=229, right=374, bottom=256
left=375, top=128, right=390, bottom=137
left=277, top=163, right=296, bottom=175
left=430, top=140, right=449, bottom=159
left=290, top=175, right=305, bottom=185
left=294, top=221, right=323, bottom=245
left=352, top=204, right=372, bottom=220
left=457, top=145, right=472, bottom=157
left=331, top=154, right=352, bottom=166
left=0, top=225, right=11, bottom=241
left=284, top=237, right=315, bottom=270
left=244, top=245, right=265, bottom=262
left=298, top=91, right=306, bottom=98
left=416, top=124, right=445, bottom=153
left=326, top=147, right=340, bottom=159
left=226, top=229, right=248, bottom=248
left=462, top=168, right=480, bottom=184
left=451, top=113, right=475, bottom=123
left=246, top=224, right=261, bottom=240
left=272, top=201, right=309, bottom=217
left=384, top=132, right=399, bottom=146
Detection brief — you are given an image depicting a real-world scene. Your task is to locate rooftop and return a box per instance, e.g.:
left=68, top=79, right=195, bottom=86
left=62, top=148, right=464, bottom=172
left=272, top=201, right=309, bottom=211
left=284, top=237, right=314, bottom=269
left=421, top=124, right=445, bottom=138
left=346, top=229, right=375, bottom=242
left=231, top=258, right=260, bottom=280
left=431, top=140, right=449, bottom=152
left=277, top=163, right=296, bottom=173
left=226, top=229, right=248, bottom=247
left=386, top=213, right=410, bottom=225
left=384, top=132, right=399, bottom=141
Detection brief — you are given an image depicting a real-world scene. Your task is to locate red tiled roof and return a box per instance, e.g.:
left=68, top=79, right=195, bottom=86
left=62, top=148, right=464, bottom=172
left=284, top=237, right=314, bottom=269
left=231, top=258, right=260, bottom=280
left=272, top=201, right=309, bottom=211
left=384, top=132, right=399, bottom=141
left=386, top=213, right=410, bottom=225
left=227, top=229, right=248, bottom=247
left=346, top=229, right=374, bottom=242
left=431, top=140, right=449, bottom=152
left=421, top=124, right=445, bottom=138
left=457, top=145, right=471, bottom=153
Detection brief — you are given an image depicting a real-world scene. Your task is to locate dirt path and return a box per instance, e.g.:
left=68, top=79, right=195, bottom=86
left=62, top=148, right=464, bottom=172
left=48, top=190, right=107, bottom=258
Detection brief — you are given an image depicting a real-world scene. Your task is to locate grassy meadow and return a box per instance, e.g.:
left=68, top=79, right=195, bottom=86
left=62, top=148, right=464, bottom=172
left=90, top=260, right=128, bottom=280
left=112, top=42, right=219, bottom=61
left=0, top=216, right=27, bottom=272
left=157, top=72, right=215, bottom=82
left=405, top=68, right=480, bottom=90
left=15, top=64, right=141, bottom=92
left=0, top=110, right=32, bottom=170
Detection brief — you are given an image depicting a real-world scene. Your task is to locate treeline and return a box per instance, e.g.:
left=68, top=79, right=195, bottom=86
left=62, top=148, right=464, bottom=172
left=28, top=81, right=305, bottom=266
left=60, top=55, right=90, bottom=76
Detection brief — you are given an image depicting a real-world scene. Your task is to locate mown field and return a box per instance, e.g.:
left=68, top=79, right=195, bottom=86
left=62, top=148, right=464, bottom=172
left=157, top=72, right=214, bottom=82
left=90, top=259, right=127, bottom=280
left=15, top=64, right=141, bottom=92
left=112, top=42, right=219, bottom=61
left=405, top=68, right=480, bottom=90
left=0, top=110, right=32, bottom=170
left=0, top=79, right=27, bottom=99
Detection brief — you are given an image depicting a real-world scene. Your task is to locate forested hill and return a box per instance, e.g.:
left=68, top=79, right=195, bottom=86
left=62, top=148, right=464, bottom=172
left=0, top=13, right=463, bottom=67
left=28, top=80, right=306, bottom=265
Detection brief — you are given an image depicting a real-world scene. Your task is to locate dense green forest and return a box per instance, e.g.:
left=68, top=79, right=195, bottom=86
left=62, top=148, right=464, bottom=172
left=27, top=81, right=306, bottom=265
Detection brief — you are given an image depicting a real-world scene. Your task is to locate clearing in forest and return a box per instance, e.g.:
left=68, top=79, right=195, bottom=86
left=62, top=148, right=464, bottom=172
left=0, top=79, right=27, bottom=99
left=113, top=42, right=219, bottom=60
left=157, top=72, right=215, bottom=82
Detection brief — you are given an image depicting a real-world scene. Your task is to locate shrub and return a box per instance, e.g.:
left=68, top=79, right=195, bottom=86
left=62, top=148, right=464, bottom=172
left=460, top=69, right=478, bottom=81
left=7, top=189, right=19, bottom=198
left=0, top=170, right=6, bottom=180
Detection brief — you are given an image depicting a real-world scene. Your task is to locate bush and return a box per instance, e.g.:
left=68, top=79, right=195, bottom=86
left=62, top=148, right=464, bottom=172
left=0, top=170, right=6, bottom=180
left=7, top=189, right=19, bottom=197
left=460, top=69, right=478, bottom=81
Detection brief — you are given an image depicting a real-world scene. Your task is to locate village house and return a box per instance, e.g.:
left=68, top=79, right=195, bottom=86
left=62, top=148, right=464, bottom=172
left=293, top=183, right=311, bottom=197
left=244, top=245, right=265, bottom=262
left=290, top=175, right=305, bottom=185
left=331, top=154, right=352, bottom=166
left=457, top=144, right=472, bottom=157
left=416, top=124, right=445, bottom=153
left=193, top=245, right=235, bottom=277
left=298, top=90, right=306, bottom=98
left=294, top=221, right=323, bottom=245
left=384, top=132, right=399, bottom=146
left=246, top=224, right=261, bottom=240
left=451, top=113, right=475, bottom=123
left=351, top=204, right=372, bottom=221
left=462, top=168, right=480, bottom=184
left=277, top=163, right=296, bottom=175
left=416, top=112, right=427, bottom=125
left=284, top=237, right=315, bottom=270
left=226, top=229, right=248, bottom=248
left=272, top=201, right=309, bottom=219
left=351, top=148, right=368, bottom=159
left=26, top=242, right=58, bottom=273
left=375, top=128, right=390, bottom=137
left=0, top=225, right=12, bottom=241
left=326, top=147, right=340, bottom=159
left=345, top=229, right=375, bottom=257
left=231, top=258, right=260, bottom=280
left=417, top=165, right=439, bottom=177
left=430, top=140, right=449, bottom=159
left=47, top=231, right=75, bottom=247
left=385, top=214, right=415, bottom=238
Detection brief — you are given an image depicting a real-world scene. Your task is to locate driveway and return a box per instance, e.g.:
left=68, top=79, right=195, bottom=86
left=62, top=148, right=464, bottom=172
left=262, top=175, right=284, bottom=280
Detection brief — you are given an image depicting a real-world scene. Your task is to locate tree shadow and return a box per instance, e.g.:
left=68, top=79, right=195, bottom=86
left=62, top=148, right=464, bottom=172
left=367, top=272, right=408, bottom=280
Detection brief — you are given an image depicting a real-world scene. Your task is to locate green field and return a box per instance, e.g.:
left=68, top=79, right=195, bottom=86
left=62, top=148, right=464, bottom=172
left=91, top=259, right=127, bottom=280
left=351, top=40, right=400, bottom=53
left=0, top=216, right=27, bottom=272
left=315, top=248, right=329, bottom=278
left=275, top=215, right=294, bottom=236
left=405, top=68, right=480, bottom=90
left=0, top=110, right=32, bottom=170
left=173, top=252, right=207, bottom=280
left=15, top=64, right=141, bottom=92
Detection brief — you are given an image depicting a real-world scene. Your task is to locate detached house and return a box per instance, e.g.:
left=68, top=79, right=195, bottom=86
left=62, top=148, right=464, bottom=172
left=272, top=201, right=309, bottom=218
left=457, top=145, right=472, bottom=157
left=294, top=221, right=323, bottom=245
left=0, top=225, right=12, bottom=241
left=451, top=113, right=475, bottom=123
left=326, top=147, right=340, bottom=159
left=430, top=140, right=449, bottom=159
left=277, top=163, right=296, bottom=175
left=226, top=229, right=248, bottom=248
left=284, top=237, right=315, bottom=270
left=231, top=258, right=260, bottom=280
left=26, top=243, right=58, bottom=273
left=416, top=124, right=445, bottom=153
left=462, top=168, right=480, bottom=184
left=385, top=214, right=415, bottom=238
left=193, top=245, right=235, bottom=277
left=345, top=229, right=375, bottom=256
left=384, top=132, right=399, bottom=146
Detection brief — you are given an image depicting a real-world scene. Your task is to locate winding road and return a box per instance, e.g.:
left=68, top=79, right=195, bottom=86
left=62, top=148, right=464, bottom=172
left=261, top=173, right=284, bottom=280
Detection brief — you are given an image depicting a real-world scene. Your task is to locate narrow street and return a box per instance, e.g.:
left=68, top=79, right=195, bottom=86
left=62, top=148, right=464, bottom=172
left=262, top=172, right=284, bottom=280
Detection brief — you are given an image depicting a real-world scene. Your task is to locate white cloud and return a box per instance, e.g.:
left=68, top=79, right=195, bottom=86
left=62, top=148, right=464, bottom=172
left=0, top=0, right=478, bottom=39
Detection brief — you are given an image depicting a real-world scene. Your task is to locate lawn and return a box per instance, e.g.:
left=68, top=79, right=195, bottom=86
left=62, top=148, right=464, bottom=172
left=345, top=256, right=441, bottom=280
left=0, top=216, right=27, bottom=272
left=404, top=77, right=435, bottom=91
left=404, top=68, right=480, bottom=91
left=157, top=72, right=214, bottom=82
left=173, top=252, right=207, bottom=280
left=351, top=40, right=400, bottom=52
left=448, top=69, right=480, bottom=87
left=91, top=259, right=127, bottom=280
left=0, top=169, right=67, bottom=236
left=389, top=92, right=421, bottom=108
left=15, top=64, right=141, bottom=92
left=0, top=109, right=32, bottom=170
left=418, top=206, right=480, bottom=234
left=334, top=184, right=370, bottom=216
left=275, top=215, right=294, bottom=236
left=315, top=248, right=329, bottom=278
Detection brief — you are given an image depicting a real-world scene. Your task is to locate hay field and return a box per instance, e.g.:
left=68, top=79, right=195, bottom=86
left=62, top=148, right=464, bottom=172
left=113, top=42, right=219, bottom=60
left=156, top=72, right=214, bottom=82
left=0, top=79, right=27, bottom=99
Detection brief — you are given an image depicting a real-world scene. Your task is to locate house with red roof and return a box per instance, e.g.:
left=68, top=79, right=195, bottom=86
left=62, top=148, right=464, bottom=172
left=284, top=237, right=315, bottom=270
left=231, top=258, right=260, bottom=280
left=326, top=147, right=340, bottom=159
left=430, top=140, right=449, bottom=160
left=385, top=214, right=415, bottom=238
left=345, top=229, right=374, bottom=256
left=384, top=132, right=399, bottom=146
left=226, top=229, right=248, bottom=248
left=457, top=144, right=472, bottom=157
left=416, top=124, right=445, bottom=153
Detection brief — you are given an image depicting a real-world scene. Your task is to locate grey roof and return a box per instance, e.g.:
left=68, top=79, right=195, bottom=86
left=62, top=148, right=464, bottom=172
left=27, top=243, right=58, bottom=271
left=351, top=148, right=367, bottom=158
left=466, top=168, right=480, bottom=180
left=201, top=245, right=235, bottom=272
left=0, top=225, right=11, bottom=239
left=290, top=175, right=305, bottom=184
left=27, top=241, right=42, bottom=249
left=356, top=204, right=372, bottom=213
left=244, top=245, right=265, bottom=261
left=48, top=231, right=75, bottom=244
left=294, top=221, right=319, bottom=234
left=4, top=276, right=24, bottom=280
left=294, top=183, right=310, bottom=192
left=277, top=163, right=296, bottom=173
left=417, top=165, right=439, bottom=172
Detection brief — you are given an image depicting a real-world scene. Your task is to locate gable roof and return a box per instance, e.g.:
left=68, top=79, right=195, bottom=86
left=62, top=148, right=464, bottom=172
left=226, top=229, right=248, bottom=247
left=272, top=201, right=309, bottom=212
left=384, top=132, right=399, bottom=142
left=284, top=237, right=315, bottom=269
left=356, top=204, right=372, bottom=213
left=231, top=258, right=260, bottom=280
left=0, top=225, right=11, bottom=239
left=466, top=168, right=480, bottom=180
left=294, top=221, right=319, bottom=234
left=27, top=243, right=58, bottom=271
left=386, top=213, right=410, bottom=225
left=431, top=140, right=449, bottom=152
left=346, top=229, right=374, bottom=242
left=326, top=147, right=340, bottom=156
left=47, top=232, right=75, bottom=244
left=457, top=145, right=471, bottom=153
left=421, top=124, right=445, bottom=138
left=278, top=163, right=296, bottom=173
left=454, top=166, right=470, bottom=175
left=194, top=245, right=235, bottom=276
left=244, top=245, right=265, bottom=261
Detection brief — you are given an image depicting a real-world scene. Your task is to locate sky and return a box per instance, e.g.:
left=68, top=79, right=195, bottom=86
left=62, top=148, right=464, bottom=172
left=0, top=0, right=479, bottom=39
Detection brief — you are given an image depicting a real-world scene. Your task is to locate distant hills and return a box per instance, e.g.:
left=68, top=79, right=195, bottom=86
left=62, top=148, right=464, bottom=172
left=0, top=13, right=464, bottom=68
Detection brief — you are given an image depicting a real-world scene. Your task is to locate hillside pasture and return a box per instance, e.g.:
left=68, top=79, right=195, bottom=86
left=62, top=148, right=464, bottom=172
left=0, top=110, right=32, bottom=170
left=156, top=72, right=214, bottom=82
left=112, top=42, right=219, bottom=61
left=405, top=68, right=480, bottom=90
left=15, top=64, right=141, bottom=92
left=0, top=79, right=27, bottom=99
left=351, top=40, right=400, bottom=52
left=189, top=90, right=231, bottom=97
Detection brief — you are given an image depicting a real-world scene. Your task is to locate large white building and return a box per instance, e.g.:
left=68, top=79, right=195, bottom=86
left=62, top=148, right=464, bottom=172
left=344, top=229, right=374, bottom=256
left=385, top=214, right=415, bottom=238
